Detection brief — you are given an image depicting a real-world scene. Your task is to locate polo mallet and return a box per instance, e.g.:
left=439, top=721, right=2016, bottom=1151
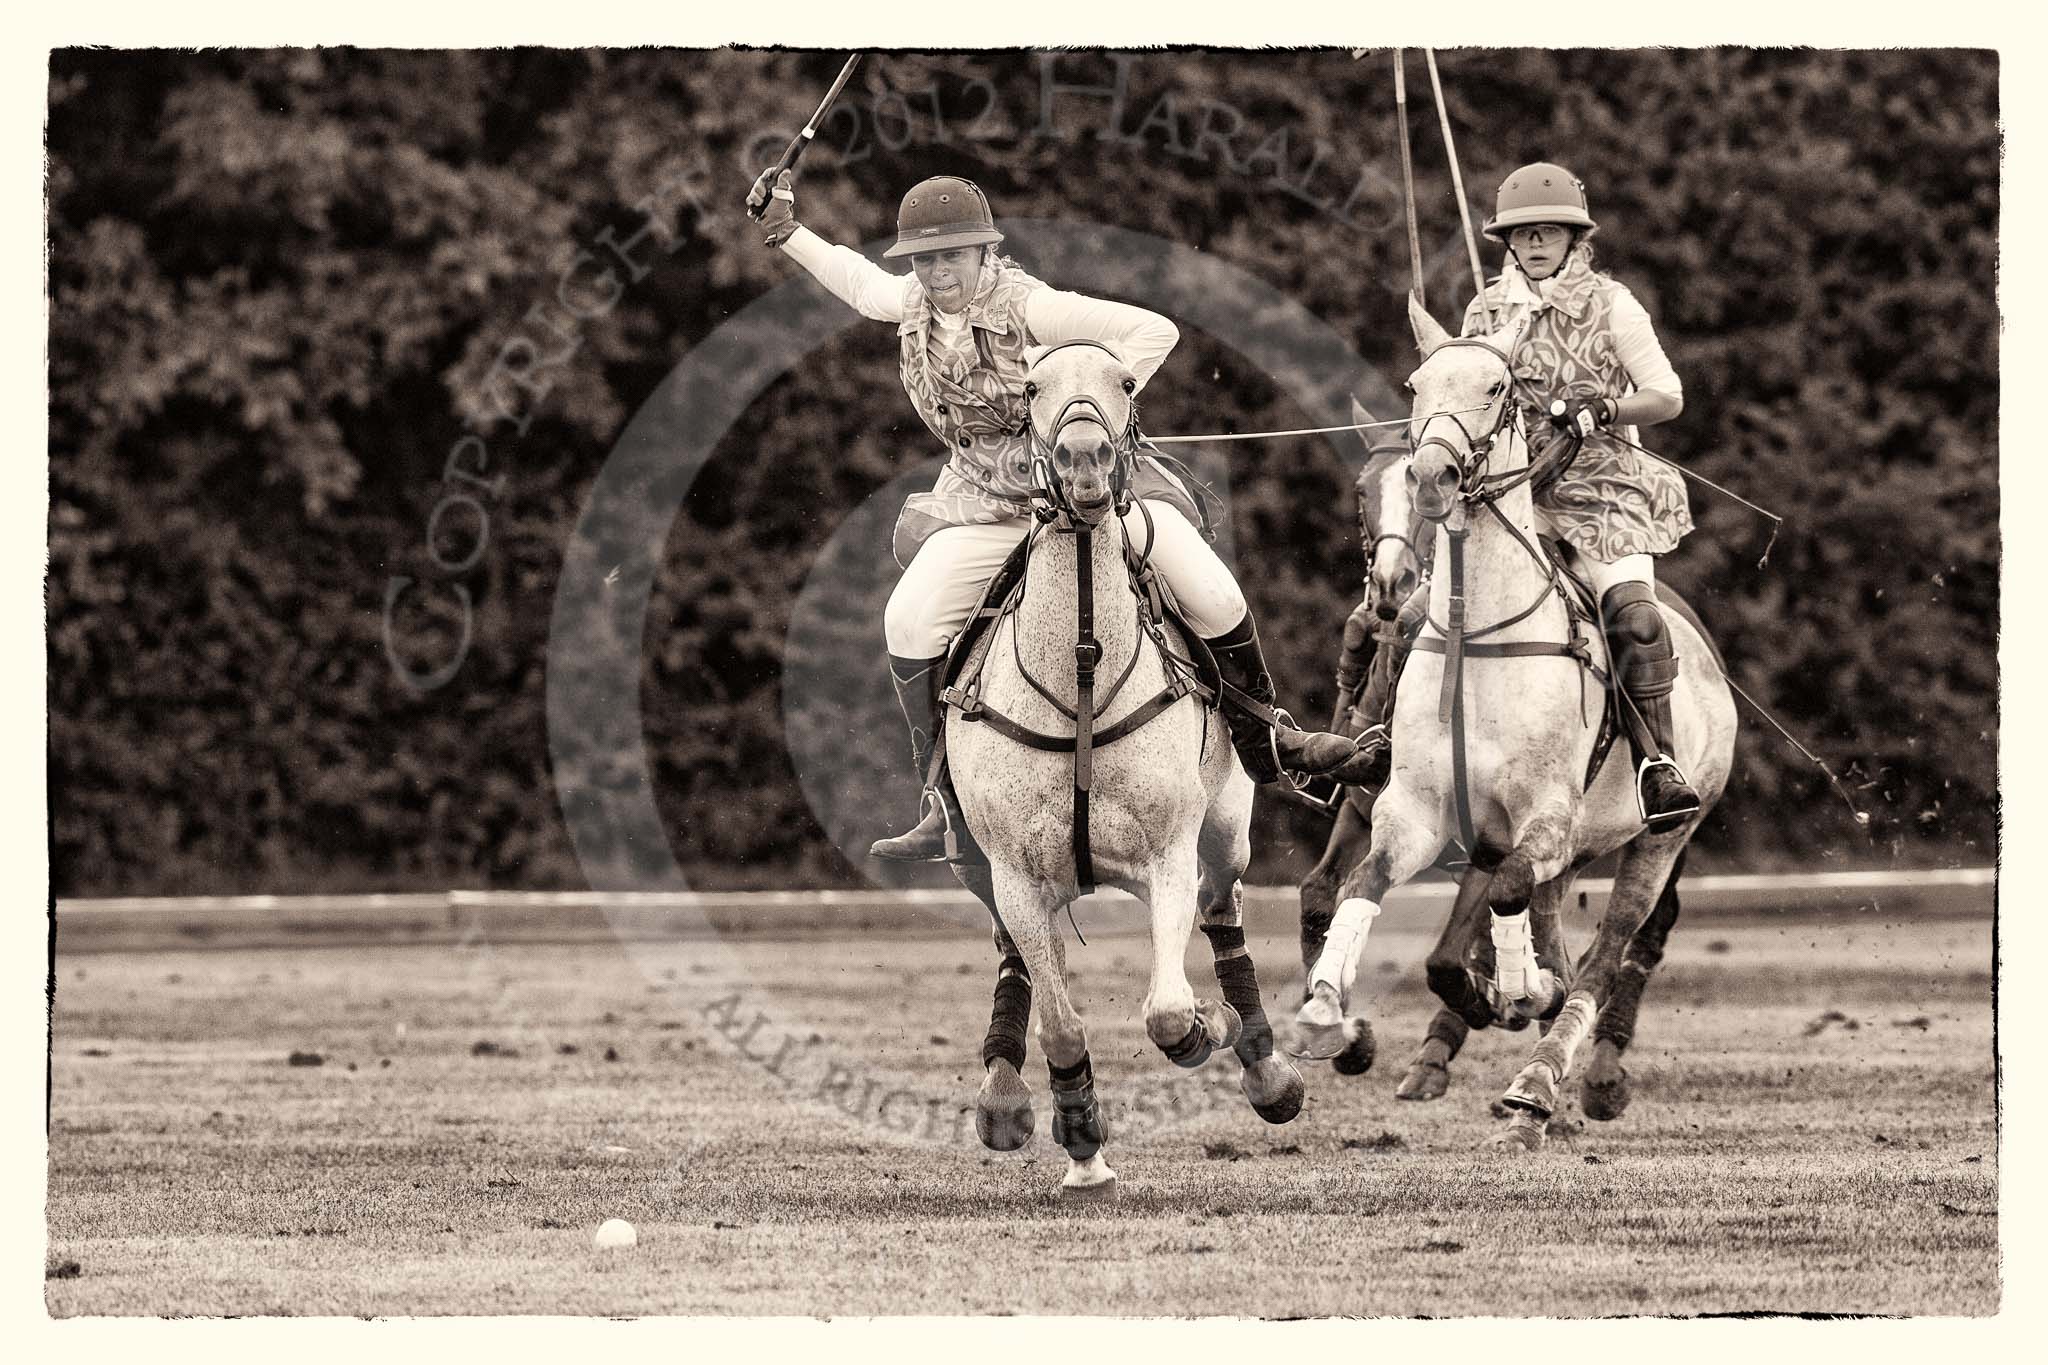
left=748, top=52, right=865, bottom=220
left=1393, top=50, right=1425, bottom=309
left=1423, top=49, right=1492, bottom=330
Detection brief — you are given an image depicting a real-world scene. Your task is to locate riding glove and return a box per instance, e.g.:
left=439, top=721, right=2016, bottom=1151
left=1548, top=395, right=1615, bottom=440
left=745, top=168, right=800, bottom=248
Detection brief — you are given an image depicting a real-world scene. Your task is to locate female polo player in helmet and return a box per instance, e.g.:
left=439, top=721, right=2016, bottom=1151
left=1459, top=161, right=1700, bottom=830
left=747, top=167, right=1379, bottom=861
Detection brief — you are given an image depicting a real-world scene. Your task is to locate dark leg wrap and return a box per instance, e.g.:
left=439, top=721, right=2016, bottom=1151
left=1202, top=924, right=1275, bottom=1063
left=1047, top=1055, right=1106, bottom=1159
left=1425, top=1007, right=1469, bottom=1060
left=981, top=956, right=1032, bottom=1070
left=1161, top=1017, right=1214, bottom=1068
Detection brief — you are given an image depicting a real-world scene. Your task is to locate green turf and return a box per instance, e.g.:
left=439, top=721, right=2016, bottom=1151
left=48, top=912, right=1997, bottom=1316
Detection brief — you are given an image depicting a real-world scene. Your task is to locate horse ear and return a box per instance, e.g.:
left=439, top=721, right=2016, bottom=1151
left=1351, top=395, right=1378, bottom=429
left=1408, top=291, right=1451, bottom=357
left=1022, top=344, right=1051, bottom=370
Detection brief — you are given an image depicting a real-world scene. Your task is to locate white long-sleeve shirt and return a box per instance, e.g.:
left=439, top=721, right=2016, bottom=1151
left=780, top=226, right=1179, bottom=389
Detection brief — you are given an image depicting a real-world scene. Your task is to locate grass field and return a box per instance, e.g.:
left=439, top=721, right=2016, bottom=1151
left=47, top=904, right=1998, bottom=1317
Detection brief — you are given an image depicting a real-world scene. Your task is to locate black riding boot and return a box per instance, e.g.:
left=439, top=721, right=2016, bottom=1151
left=869, top=654, right=965, bottom=863
left=1329, top=600, right=1395, bottom=789
left=1205, top=613, right=1383, bottom=786
left=1602, top=582, right=1701, bottom=833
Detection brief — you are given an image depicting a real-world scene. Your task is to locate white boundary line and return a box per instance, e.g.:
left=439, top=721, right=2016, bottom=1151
left=55, top=867, right=1995, bottom=916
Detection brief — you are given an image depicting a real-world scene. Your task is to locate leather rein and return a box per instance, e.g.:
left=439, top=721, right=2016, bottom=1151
left=1403, top=336, right=1600, bottom=860
left=944, top=343, right=1214, bottom=895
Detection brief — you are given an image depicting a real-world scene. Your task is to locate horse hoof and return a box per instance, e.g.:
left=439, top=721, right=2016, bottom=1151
left=975, top=1060, right=1036, bottom=1151
left=1243, top=1058, right=1305, bottom=1125
left=1199, top=999, right=1244, bottom=1052
left=1059, top=1154, right=1119, bottom=1199
left=1486, top=1111, right=1547, bottom=1152
left=1581, top=1044, right=1631, bottom=1122
left=1395, top=1060, right=1449, bottom=1102
left=1330, top=1016, right=1376, bottom=1076
left=1488, top=1096, right=1514, bottom=1120
left=1501, top=1070, right=1555, bottom=1120
left=1289, top=991, right=1347, bottom=1060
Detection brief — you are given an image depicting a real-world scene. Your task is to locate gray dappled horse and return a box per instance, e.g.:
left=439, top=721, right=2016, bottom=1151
left=1291, top=298, right=1737, bottom=1149
left=948, top=342, right=1303, bottom=1196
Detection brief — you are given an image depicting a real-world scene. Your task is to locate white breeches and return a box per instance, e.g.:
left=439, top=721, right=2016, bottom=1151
left=883, top=500, right=1248, bottom=659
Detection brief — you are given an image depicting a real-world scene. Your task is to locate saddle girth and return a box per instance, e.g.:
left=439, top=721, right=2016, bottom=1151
left=1407, top=502, right=1600, bottom=859
left=937, top=514, right=1215, bottom=897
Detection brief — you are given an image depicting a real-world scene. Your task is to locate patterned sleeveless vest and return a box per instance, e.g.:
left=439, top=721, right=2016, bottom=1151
left=897, top=258, right=1047, bottom=502
left=1462, top=255, right=1694, bottom=562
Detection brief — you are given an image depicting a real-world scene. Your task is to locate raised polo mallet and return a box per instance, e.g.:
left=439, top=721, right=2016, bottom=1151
left=748, top=52, right=865, bottom=220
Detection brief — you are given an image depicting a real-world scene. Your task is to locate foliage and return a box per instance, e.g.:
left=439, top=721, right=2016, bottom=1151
left=47, top=48, right=1999, bottom=894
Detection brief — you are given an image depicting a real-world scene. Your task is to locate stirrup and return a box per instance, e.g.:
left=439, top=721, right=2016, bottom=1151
left=1635, top=755, right=1700, bottom=829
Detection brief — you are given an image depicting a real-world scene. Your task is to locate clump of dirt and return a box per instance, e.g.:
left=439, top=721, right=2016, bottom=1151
left=80, top=1048, right=111, bottom=1058
left=603, top=1047, right=620, bottom=1062
left=1408, top=1239, right=1465, bottom=1254
left=1801, top=1010, right=1860, bottom=1037
left=471, top=1040, right=519, bottom=1058
left=1201, top=1140, right=1250, bottom=1161
left=1268, top=1144, right=1304, bottom=1157
left=539, top=1218, right=566, bottom=1229
left=1343, top=1131, right=1406, bottom=1151
left=287, top=1051, right=324, bottom=1067
left=46, top=1260, right=81, bottom=1280
left=1705, top=940, right=1732, bottom=954
left=1893, top=1016, right=1932, bottom=1030
left=557, top=1044, right=579, bottom=1055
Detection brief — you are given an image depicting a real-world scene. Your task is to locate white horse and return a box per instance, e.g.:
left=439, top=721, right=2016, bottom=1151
left=1292, top=298, right=1738, bottom=1149
left=948, top=341, right=1303, bottom=1195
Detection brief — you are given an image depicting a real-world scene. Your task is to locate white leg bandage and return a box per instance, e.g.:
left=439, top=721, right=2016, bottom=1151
left=1311, top=897, right=1380, bottom=994
left=1491, top=909, right=1539, bottom=1002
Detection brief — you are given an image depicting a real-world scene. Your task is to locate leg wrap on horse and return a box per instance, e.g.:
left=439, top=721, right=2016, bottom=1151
left=1425, top=1007, right=1469, bottom=1059
left=981, top=956, right=1032, bottom=1070
left=1201, top=924, right=1275, bottom=1062
left=1047, top=1055, right=1106, bottom=1159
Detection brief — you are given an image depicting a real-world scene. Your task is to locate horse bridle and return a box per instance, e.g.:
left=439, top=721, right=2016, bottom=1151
left=1406, top=336, right=1546, bottom=512
left=1359, top=439, right=1428, bottom=583
left=1022, top=340, right=1141, bottom=523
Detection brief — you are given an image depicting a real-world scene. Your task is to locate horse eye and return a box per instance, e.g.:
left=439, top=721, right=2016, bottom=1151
left=1121, top=378, right=1136, bottom=395
left=1023, top=382, right=1037, bottom=400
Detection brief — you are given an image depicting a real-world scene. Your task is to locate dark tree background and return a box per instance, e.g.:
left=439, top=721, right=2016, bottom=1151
left=46, top=48, right=1998, bottom=896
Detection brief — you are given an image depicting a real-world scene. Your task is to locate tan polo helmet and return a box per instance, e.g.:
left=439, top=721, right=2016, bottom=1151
left=1482, top=162, right=1598, bottom=241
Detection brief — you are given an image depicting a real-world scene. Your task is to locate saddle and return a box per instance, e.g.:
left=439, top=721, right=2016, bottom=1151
left=926, top=516, right=1222, bottom=892
left=1327, top=534, right=1717, bottom=849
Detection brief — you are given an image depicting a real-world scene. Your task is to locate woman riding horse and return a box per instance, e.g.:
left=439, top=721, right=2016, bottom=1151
left=1455, top=161, right=1700, bottom=831
left=746, top=167, right=1378, bottom=860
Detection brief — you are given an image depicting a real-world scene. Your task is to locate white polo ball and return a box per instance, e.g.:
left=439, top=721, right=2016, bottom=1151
left=593, top=1218, right=638, bottom=1249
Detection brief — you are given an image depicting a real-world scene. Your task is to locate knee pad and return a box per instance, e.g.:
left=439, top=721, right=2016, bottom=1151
left=1601, top=582, right=1677, bottom=693
left=1601, top=582, right=1665, bottom=649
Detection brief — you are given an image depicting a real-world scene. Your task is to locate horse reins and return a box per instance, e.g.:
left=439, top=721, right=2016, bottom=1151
left=1404, top=335, right=1607, bottom=858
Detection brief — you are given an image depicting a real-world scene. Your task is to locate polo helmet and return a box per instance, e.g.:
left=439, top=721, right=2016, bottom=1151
left=882, top=176, right=1004, bottom=259
left=1482, top=162, right=1598, bottom=241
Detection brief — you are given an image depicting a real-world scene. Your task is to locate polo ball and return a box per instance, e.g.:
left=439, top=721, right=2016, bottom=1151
left=594, top=1218, right=637, bottom=1249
